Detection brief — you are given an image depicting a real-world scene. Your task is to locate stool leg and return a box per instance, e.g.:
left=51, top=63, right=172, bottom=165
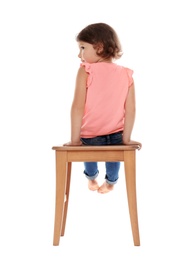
left=124, top=150, right=140, bottom=246
left=61, top=162, right=72, bottom=236
left=53, top=151, right=68, bottom=246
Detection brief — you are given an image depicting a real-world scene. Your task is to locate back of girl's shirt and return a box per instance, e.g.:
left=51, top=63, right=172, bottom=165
left=80, top=62, right=134, bottom=138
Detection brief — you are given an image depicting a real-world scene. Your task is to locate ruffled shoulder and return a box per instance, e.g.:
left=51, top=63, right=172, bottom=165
left=80, top=62, right=93, bottom=87
left=125, top=68, right=134, bottom=87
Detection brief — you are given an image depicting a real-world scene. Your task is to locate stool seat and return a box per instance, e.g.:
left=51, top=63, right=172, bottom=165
left=52, top=144, right=141, bottom=246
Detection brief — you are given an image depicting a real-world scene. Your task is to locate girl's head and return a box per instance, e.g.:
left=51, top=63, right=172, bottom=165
left=76, top=23, right=122, bottom=63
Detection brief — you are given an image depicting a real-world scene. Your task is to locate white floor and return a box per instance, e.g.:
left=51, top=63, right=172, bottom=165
left=1, top=150, right=194, bottom=260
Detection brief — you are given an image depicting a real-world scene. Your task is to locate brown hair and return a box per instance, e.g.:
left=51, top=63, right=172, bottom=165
left=76, top=23, right=123, bottom=60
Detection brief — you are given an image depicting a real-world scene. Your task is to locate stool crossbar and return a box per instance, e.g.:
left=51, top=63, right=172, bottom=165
left=52, top=144, right=141, bottom=246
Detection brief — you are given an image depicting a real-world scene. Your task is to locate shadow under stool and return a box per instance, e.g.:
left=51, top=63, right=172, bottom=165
left=52, top=144, right=141, bottom=246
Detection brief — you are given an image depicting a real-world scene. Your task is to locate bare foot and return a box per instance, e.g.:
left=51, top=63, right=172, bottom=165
left=98, top=182, right=114, bottom=194
left=88, top=179, right=99, bottom=191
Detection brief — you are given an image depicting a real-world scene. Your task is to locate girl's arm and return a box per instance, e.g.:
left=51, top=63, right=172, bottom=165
left=66, top=66, right=87, bottom=146
left=123, top=83, right=142, bottom=149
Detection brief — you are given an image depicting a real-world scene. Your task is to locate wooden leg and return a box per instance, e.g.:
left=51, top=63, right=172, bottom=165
left=61, top=162, right=72, bottom=236
left=124, top=150, right=140, bottom=246
left=53, top=151, right=68, bottom=246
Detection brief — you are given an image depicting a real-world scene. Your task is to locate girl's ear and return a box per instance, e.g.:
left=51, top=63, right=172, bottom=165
left=96, top=43, right=104, bottom=54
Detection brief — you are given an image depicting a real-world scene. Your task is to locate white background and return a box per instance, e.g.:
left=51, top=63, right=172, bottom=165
left=0, top=0, right=194, bottom=259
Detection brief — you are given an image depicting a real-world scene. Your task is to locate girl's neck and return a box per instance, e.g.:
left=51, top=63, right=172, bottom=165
left=96, top=57, right=113, bottom=63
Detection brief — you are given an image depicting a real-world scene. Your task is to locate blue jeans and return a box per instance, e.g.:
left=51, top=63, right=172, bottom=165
left=81, top=131, right=123, bottom=185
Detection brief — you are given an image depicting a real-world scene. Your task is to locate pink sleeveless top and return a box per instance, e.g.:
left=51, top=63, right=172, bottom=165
left=80, top=62, right=134, bottom=138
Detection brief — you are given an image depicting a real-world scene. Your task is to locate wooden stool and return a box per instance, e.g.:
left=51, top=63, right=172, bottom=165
left=52, top=144, right=141, bottom=246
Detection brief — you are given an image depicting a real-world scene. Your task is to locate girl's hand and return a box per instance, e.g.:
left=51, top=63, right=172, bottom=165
left=123, top=140, right=142, bottom=150
left=63, top=141, right=82, bottom=146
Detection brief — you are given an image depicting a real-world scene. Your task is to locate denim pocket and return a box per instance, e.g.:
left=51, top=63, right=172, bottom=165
left=81, top=136, right=107, bottom=145
left=109, top=132, right=123, bottom=145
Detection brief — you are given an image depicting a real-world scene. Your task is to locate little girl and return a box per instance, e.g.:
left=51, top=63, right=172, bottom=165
left=64, top=23, right=141, bottom=194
